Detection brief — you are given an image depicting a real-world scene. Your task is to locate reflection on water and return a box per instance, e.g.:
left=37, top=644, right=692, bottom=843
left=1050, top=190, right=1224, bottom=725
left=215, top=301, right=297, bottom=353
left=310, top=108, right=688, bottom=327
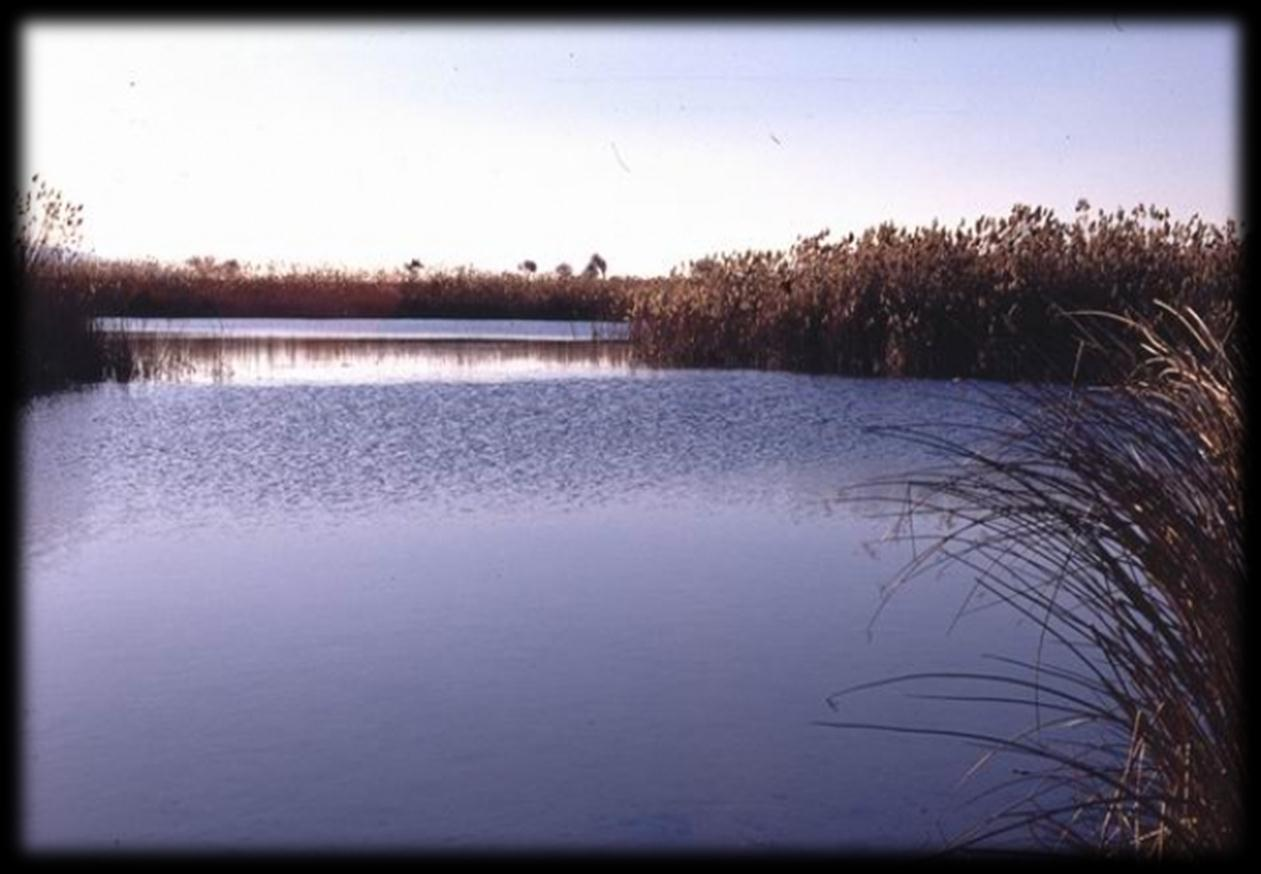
left=120, top=335, right=635, bottom=384
left=96, top=317, right=630, bottom=341
left=24, top=320, right=1045, bottom=851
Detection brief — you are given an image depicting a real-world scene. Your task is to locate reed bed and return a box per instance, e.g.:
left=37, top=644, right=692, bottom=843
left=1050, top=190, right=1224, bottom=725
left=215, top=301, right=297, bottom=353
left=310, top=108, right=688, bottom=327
left=73, top=258, right=642, bottom=321
left=826, top=301, right=1242, bottom=855
left=20, top=270, right=135, bottom=396
left=32, top=199, right=1240, bottom=387
left=630, top=203, right=1239, bottom=384
left=16, top=178, right=132, bottom=399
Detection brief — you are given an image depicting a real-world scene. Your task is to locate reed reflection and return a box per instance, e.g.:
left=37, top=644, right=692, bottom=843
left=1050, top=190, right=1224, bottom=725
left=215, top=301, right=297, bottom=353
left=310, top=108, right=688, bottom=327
left=118, top=335, right=634, bottom=384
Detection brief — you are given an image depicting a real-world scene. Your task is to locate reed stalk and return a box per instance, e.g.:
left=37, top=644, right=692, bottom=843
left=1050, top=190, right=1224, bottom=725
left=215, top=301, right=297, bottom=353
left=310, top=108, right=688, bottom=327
left=828, top=301, right=1242, bottom=855
left=16, top=177, right=132, bottom=399
left=630, top=203, right=1239, bottom=384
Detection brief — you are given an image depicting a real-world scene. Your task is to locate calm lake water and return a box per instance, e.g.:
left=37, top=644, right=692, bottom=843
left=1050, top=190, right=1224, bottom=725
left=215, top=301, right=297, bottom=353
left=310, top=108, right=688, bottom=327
left=23, top=319, right=1053, bottom=852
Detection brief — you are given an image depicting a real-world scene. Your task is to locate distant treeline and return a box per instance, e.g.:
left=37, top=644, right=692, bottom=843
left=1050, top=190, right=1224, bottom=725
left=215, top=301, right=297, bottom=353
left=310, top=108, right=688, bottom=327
left=628, top=202, right=1241, bottom=383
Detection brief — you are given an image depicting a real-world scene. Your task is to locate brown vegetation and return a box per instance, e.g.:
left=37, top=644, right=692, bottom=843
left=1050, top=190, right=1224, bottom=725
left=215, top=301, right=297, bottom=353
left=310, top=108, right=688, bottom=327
left=65, top=258, right=641, bottom=321
left=20, top=198, right=1242, bottom=395
left=828, top=301, right=1242, bottom=855
left=629, top=203, right=1240, bottom=384
left=17, top=177, right=130, bottom=398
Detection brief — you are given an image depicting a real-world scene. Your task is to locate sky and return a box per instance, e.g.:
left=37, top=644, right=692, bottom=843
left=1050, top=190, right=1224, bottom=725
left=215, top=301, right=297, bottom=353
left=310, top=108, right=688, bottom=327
left=21, top=20, right=1240, bottom=277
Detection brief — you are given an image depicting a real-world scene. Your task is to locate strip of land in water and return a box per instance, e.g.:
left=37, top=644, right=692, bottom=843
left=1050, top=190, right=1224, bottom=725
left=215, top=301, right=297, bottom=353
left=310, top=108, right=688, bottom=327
left=19, top=202, right=1240, bottom=398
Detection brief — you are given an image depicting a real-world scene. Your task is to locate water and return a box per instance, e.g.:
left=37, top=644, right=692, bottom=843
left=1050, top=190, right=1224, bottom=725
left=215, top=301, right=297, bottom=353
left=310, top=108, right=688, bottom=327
left=94, top=317, right=631, bottom=341
left=22, top=320, right=1053, bottom=852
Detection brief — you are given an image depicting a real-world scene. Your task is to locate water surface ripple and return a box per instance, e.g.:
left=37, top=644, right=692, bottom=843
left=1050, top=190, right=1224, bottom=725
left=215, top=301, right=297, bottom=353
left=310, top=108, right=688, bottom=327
left=23, top=326, right=1043, bottom=852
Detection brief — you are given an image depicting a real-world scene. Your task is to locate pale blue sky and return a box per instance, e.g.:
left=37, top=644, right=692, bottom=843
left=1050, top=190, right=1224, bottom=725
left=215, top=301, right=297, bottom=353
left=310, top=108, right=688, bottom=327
left=22, top=20, right=1239, bottom=276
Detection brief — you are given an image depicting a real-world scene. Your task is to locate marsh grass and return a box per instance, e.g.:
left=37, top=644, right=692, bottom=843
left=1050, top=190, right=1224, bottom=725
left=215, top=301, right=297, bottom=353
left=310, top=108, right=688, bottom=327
left=16, top=178, right=133, bottom=399
left=20, top=272, right=134, bottom=396
left=23, top=236, right=642, bottom=393
left=34, top=201, right=1238, bottom=387
left=825, top=302, right=1242, bottom=855
left=629, top=203, right=1239, bottom=383
left=72, top=258, right=642, bottom=321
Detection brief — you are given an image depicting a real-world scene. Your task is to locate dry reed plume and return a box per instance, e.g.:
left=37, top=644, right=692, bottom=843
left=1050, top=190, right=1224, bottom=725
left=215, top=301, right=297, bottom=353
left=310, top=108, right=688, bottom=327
left=630, top=202, right=1239, bottom=384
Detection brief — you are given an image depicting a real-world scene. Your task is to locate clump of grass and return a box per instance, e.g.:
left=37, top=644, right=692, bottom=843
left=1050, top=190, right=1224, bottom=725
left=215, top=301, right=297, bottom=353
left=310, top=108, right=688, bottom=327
left=16, top=177, right=132, bottom=398
left=826, top=302, right=1241, bottom=855
left=629, top=203, right=1239, bottom=383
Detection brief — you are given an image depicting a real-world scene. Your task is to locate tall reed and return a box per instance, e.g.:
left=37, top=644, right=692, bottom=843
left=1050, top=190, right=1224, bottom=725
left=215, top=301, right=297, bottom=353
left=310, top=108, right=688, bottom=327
left=825, top=301, right=1241, bottom=855
left=70, top=258, right=643, bottom=321
left=16, top=177, right=131, bottom=398
left=630, top=203, right=1239, bottom=384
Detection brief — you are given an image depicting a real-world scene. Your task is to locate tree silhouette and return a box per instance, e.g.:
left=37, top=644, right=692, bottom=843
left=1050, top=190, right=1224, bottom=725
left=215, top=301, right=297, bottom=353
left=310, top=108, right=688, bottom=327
left=555, top=262, right=573, bottom=278
left=518, top=259, right=537, bottom=274
left=584, top=252, right=607, bottom=279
